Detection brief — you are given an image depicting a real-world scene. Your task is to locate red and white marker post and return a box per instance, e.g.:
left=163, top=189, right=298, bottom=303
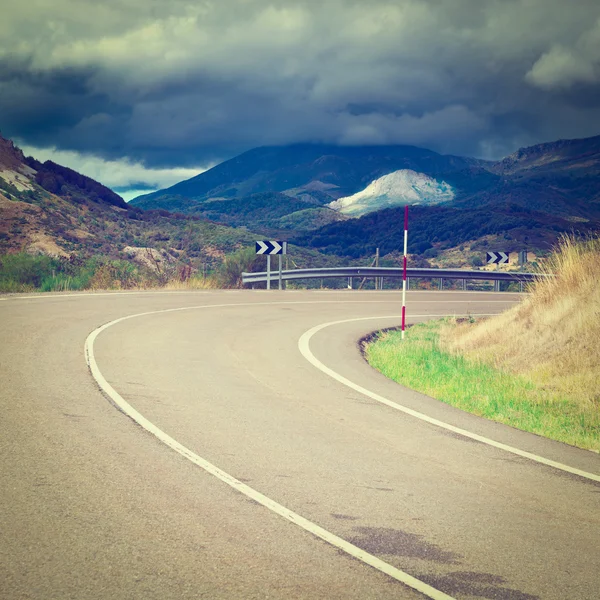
left=401, top=205, right=408, bottom=339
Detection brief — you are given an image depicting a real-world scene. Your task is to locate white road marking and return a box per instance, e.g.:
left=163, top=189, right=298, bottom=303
left=84, top=301, right=456, bottom=600
left=2, top=287, right=523, bottom=301
left=0, top=290, right=215, bottom=300
left=299, top=316, right=600, bottom=483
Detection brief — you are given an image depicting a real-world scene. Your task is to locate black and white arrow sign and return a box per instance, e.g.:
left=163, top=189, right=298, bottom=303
left=256, top=240, right=287, bottom=255
left=486, top=251, right=509, bottom=264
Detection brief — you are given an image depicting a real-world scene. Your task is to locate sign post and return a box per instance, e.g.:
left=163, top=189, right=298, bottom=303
left=401, top=205, right=408, bottom=340
left=278, top=254, right=282, bottom=290
left=256, top=241, right=287, bottom=290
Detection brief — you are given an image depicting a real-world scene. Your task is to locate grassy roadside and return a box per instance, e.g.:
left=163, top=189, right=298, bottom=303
left=364, top=234, right=600, bottom=452
left=366, top=320, right=599, bottom=451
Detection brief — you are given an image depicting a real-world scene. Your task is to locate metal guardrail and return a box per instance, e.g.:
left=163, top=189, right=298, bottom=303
left=242, top=266, right=540, bottom=286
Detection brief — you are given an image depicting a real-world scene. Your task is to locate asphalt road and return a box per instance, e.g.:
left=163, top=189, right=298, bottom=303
left=1, top=290, right=599, bottom=600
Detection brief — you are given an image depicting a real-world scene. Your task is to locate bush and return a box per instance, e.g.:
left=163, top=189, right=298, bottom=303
left=423, top=247, right=439, bottom=258
left=87, top=258, right=142, bottom=289
left=215, top=247, right=265, bottom=288
left=0, top=253, right=57, bottom=290
left=0, top=252, right=143, bottom=292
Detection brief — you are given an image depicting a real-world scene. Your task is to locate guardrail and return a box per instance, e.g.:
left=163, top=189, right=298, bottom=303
left=242, top=267, right=541, bottom=288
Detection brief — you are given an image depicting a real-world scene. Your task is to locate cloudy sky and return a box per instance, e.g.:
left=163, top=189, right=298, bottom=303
left=1, top=0, right=599, bottom=199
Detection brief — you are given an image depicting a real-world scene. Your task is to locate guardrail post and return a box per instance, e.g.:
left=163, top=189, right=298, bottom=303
left=348, top=277, right=352, bottom=290
left=278, top=255, right=282, bottom=290
left=463, top=279, right=466, bottom=291
left=439, top=278, right=443, bottom=290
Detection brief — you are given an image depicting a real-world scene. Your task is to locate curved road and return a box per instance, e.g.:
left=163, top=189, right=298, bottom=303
left=1, top=290, right=599, bottom=599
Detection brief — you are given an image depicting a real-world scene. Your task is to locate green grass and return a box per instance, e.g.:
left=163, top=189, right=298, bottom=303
left=39, top=271, right=94, bottom=292
left=365, top=319, right=600, bottom=451
left=0, top=253, right=57, bottom=292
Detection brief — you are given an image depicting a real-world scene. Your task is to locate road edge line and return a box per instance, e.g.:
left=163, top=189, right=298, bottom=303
left=298, top=316, right=600, bottom=483
left=84, top=304, right=455, bottom=600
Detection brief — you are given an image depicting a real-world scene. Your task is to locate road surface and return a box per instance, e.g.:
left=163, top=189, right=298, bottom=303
left=1, top=290, right=598, bottom=599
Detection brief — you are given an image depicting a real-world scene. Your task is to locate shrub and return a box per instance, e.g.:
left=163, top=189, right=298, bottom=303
left=215, top=247, right=265, bottom=288
left=0, top=253, right=57, bottom=290
left=470, top=255, right=484, bottom=267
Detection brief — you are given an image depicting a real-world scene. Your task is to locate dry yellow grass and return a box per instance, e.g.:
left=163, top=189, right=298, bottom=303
left=441, top=234, right=600, bottom=409
left=163, top=276, right=218, bottom=290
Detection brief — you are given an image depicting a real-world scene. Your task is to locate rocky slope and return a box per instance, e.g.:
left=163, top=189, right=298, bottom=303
left=0, top=133, right=255, bottom=269
left=328, top=170, right=455, bottom=216
left=492, top=135, right=600, bottom=177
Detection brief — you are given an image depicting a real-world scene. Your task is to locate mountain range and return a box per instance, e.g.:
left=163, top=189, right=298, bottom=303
left=0, top=133, right=339, bottom=285
left=130, top=144, right=490, bottom=231
left=1, top=130, right=599, bottom=278
left=131, top=137, right=600, bottom=231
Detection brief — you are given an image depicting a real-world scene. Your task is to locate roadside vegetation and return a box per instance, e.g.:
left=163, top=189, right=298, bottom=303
left=0, top=245, right=332, bottom=292
left=0, top=251, right=220, bottom=292
left=365, top=234, right=600, bottom=451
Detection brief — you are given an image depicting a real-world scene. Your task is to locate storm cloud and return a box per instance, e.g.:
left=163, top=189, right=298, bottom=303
left=1, top=0, right=600, bottom=188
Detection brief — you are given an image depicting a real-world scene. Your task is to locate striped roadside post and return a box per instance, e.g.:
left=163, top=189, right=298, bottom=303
left=401, top=205, right=408, bottom=340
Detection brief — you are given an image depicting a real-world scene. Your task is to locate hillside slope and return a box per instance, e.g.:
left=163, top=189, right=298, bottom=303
left=365, top=234, right=600, bottom=451
left=296, top=201, right=599, bottom=261
left=131, top=144, right=485, bottom=208
left=444, top=234, right=600, bottom=420
left=0, top=134, right=345, bottom=290
left=455, top=136, right=600, bottom=220
left=190, top=191, right=348, bottom=233
left=0, top=134, right=256, bottom=269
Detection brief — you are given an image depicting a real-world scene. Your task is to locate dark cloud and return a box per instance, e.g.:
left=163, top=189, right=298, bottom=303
left=0, top=58, right=127, bottom=149
left=1, top=0, right=599, bottom=175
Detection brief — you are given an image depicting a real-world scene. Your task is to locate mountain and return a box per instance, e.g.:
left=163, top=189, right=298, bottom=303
left=492, top=135, right=600, bottom=177
left=0, top=134, right=128, bottom=211
left=130, top=144, right=487, bottom=217
left=130, top=143, right=493, bottom=236
left=130, top=136, right=600, bottom=238
left=328, top=170, right=455, bottom=216
left=4, top=129, right=598, bottom=280
left=453, top=136, right=600, bottom=221
left=292, top=136, right=600, bottom=263
left=0, top=133, right=342, bottom=291
left=0, top=133, right=254, bottom=266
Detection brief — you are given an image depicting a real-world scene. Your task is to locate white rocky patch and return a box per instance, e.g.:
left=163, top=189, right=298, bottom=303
left=0, top=169, right=35, bottom=191
left=328, top=170, right=455, bottom=217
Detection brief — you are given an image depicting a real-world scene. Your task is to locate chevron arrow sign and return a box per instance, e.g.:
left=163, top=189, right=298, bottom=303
left=256, top=240, right=287, bottom=255
left=486, top=251, right=509, bottom=264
